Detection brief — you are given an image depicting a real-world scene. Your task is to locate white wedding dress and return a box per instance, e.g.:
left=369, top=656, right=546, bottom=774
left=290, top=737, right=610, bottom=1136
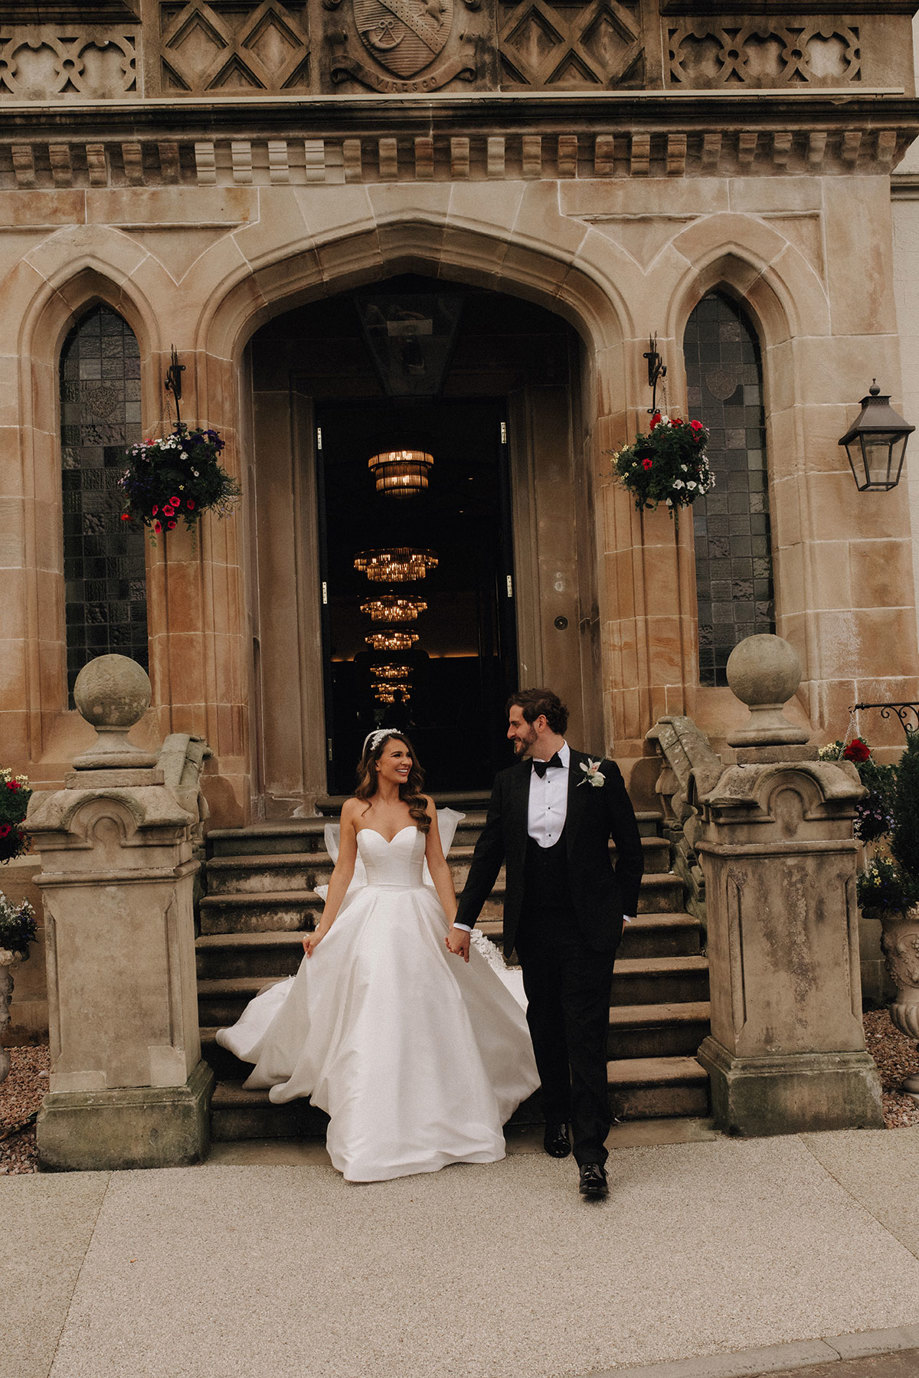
left=216, top=823, right=539, bottom=1182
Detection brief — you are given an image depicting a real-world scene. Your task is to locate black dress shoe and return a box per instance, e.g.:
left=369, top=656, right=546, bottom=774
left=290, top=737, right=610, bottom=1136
left=578, top=1163, right=608, bottom=1199
left=543, top=1123, right=571, bottom=1158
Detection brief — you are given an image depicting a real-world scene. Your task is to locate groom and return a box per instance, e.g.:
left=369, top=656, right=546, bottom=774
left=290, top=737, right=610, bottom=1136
left=447, top=688, right=644, bottom=1199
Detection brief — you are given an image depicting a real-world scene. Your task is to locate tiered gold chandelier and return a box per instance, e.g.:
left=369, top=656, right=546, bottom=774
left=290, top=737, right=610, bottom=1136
left=375, top=682, right=412, bottom=704
left=360, top=594, right=427, bottom=623
left=353, top=547, right=438, bottom=582
left=368, top=449, right=433, bottom=499
left=365, top=627, right=419, bottom=652
left=371, top=663, right=412, bottom=682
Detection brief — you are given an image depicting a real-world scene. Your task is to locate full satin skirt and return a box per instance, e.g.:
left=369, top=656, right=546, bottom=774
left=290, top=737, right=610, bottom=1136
left=217, top=847, right=538, bottom=1182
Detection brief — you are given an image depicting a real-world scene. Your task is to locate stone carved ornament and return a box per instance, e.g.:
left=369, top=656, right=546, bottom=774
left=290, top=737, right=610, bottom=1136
left=325, top=0, right=480, bottom=92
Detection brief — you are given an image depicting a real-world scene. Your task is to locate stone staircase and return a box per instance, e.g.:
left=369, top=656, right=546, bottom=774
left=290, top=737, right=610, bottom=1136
left=198, top=800, right=711, bottom=1140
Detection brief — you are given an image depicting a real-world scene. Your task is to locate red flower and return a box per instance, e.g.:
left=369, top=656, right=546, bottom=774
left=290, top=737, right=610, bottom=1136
left=0, top=824, right=10, bottom=838
left=7, top=780, right=22, bottom=790
left=690, top=419, right=704, bottom=432
left=152, top=505, right=159, bottom=516
left=844, top=738, right=871, bottom=763
left=154, top=521, right=162, bottom=532
left=671, top=417, right=683, bottom=426
left=649, top=412, right=662, bottom=430
left=186, top=500, right=195, bottom=510
left=121, top=513, right=130, bottom=522
left=167, top=520, right=176, bottom=530
left=642, top=458, right=653, bottom=471
left=170, top=496, right=179, bottom=504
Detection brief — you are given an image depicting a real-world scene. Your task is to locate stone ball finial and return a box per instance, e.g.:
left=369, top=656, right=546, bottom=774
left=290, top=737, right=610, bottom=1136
left=72, top=655, right=157, bottom=770
left=726, top=634, right=810, bottom=747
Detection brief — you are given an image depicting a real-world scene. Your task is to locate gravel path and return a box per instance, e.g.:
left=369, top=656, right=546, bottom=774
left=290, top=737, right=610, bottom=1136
left=2, top=1013, right=918, bottom=1173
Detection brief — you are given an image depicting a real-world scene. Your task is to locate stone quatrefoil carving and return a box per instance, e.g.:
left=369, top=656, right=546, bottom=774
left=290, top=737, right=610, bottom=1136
left=669, top=24, right=860, bottom=88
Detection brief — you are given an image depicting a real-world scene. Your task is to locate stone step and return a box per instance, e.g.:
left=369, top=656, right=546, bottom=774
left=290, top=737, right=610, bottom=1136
left=198, top=952, right=710, bottom=1025
left=208, top=1056, right=709, bottom=1142
left=195, top=909, right=702, bottom=982
left=610, top=955, right=710, bottom=1006
left=608, top=1057, right=711, bottom=1119
left=607, top=1001, right=711, bottom=1059
left=198, top=870, right=684, bottom=935
left=203, top=834, right=672, bottom=896
left=205, top=809, right=665, bottom=858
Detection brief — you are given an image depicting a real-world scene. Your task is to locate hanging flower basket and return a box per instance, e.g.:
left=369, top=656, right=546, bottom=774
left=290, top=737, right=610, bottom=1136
left=610, top=412, right=714, bottom=518
left=119, top=424, right=240, bottom=542
left=0, top=768, right=31, bottom=864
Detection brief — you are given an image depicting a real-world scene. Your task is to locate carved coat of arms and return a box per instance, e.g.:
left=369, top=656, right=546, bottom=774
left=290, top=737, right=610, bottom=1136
left=354, top=0, right=452, bottom=77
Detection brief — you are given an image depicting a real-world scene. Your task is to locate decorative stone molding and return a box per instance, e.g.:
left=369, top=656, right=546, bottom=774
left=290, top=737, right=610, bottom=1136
left=0, top=27, right=138, bottom=100
left=497, top=0, right=644, bottom=90
left=0, top=123, right=911, bottom=189
left=646, top=714, right=723, bottom=927
left=668, top=23, right=860, bottom=88
left=160, top=1, right=310, bottom=96
left=0, top=3, right=908, bottom=99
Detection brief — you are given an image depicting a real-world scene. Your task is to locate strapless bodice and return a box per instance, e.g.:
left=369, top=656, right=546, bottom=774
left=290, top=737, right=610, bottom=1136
left=356, top=825, right=427, bottom=888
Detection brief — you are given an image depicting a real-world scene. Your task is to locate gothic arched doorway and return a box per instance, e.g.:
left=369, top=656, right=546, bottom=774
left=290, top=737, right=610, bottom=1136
left=248, top=274, right=599, bottom=814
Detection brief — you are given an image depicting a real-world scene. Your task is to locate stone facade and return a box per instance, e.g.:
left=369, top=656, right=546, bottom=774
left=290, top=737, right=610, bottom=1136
left=1, top=1, right=919, bottom=828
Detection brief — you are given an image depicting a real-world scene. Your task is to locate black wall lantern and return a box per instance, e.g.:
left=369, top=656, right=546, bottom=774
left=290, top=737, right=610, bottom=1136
left=838, top=381, right=914, bottom=492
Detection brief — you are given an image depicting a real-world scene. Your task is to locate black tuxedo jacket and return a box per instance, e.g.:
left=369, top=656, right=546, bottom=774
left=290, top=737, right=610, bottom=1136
left=454, top=749, right=644, bottom=955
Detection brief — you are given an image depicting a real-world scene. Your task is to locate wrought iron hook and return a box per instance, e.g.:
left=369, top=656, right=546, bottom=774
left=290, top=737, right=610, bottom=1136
left=164, top=345, right=185, bottom=426
left=643, top=334, right=667, bottom=415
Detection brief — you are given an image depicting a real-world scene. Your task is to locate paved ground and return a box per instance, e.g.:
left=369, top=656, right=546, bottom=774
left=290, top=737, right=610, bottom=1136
left=4, top=1122, right=919, bottom=1378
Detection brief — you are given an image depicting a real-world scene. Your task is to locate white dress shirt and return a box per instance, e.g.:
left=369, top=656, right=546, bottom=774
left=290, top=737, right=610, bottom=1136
left=527, top=740, right=570, bottom=847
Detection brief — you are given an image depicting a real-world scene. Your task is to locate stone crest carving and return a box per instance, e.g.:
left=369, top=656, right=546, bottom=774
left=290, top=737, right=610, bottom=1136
left=327, top=0, right=477, bottom=90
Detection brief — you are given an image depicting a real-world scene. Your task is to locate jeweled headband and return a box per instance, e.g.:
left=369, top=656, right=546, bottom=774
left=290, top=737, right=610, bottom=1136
left=362, top=728, right=398, bottom=756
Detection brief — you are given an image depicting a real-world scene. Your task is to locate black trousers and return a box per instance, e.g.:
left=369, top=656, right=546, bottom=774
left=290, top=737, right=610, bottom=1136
left=515, top=906, right=616, bottom=1167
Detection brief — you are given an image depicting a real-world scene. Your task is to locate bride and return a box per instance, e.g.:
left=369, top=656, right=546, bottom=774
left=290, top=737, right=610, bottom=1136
left=216, top=728, right=540, bottom=1182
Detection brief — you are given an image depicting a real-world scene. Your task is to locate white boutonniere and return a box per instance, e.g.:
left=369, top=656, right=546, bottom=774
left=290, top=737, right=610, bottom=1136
left=578, top=758, right=605, bottom=788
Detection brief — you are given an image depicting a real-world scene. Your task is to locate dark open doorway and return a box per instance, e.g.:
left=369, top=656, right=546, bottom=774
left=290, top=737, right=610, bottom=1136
left=317, top=397, right=517, bottom=794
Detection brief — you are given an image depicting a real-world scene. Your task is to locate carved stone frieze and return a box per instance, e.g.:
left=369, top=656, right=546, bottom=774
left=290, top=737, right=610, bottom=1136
left=159, top=1, right=310, bottom=95
left=323, top=0, right=481, bottom=93
left=0, top=27, right=138, bottom=99
left=668, top=23, right=860, bottom=88
left=498, top=0, right=644, bottom=90
left=0, top=124, right=909, bottom=190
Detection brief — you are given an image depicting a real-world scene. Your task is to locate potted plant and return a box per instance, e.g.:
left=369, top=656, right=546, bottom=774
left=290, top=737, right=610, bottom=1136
left=610, top=411, right=714, bottom=523
left=119, top=423, right=240, bottom=543
left=0, top=893, right=37, bottom=1086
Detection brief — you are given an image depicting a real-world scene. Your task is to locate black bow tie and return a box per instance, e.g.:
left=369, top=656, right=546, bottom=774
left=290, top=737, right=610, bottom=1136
left=532, top=753, right=563, bottom=779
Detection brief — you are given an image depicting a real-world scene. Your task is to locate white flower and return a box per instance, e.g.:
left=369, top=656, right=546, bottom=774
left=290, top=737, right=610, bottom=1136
left=672, top=479, right=684, bottom=490
left=686, top=481, right=697, bottom=490
left=578, top=758, right=606, bottom=788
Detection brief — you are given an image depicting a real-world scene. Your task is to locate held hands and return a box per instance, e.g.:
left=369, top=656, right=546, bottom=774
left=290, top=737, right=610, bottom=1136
left=445, top=926, right=470, bottom=963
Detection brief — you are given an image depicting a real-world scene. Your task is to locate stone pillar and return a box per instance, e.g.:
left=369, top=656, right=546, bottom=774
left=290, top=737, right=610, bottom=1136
left=27, top=655, right=214, bottom=1170
left=695, top=636, right=885, bottom=1135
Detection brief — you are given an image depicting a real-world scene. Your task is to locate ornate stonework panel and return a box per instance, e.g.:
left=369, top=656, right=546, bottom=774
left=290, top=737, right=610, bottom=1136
left=159, top=2, right=310, bottom=94
left=0, top=27, right=138, bottom=99
left=668, top=23, right=860, bottom=88
left=498, top=0, right=643, bottom=89
left=323, top=0, right=484, bottom=92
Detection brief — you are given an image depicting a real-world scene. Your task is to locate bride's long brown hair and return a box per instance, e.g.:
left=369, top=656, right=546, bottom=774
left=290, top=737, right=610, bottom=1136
left=354, top=731, right=430, bottom=833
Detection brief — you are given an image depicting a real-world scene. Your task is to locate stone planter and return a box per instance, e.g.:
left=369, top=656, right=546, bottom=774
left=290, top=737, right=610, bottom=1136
left=880, top=906, right=919, bottom=1097
left=0, top=949, right=23, bottom=1085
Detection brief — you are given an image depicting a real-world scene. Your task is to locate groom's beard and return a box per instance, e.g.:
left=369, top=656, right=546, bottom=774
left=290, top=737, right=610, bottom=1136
left=511, top=727, right=538, bottom=759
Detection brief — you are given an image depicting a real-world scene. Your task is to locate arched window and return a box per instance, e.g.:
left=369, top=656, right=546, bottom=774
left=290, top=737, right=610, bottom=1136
left=683, top=292, right=775, bottom=687
left=60, top=305, right=147, bottom=700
